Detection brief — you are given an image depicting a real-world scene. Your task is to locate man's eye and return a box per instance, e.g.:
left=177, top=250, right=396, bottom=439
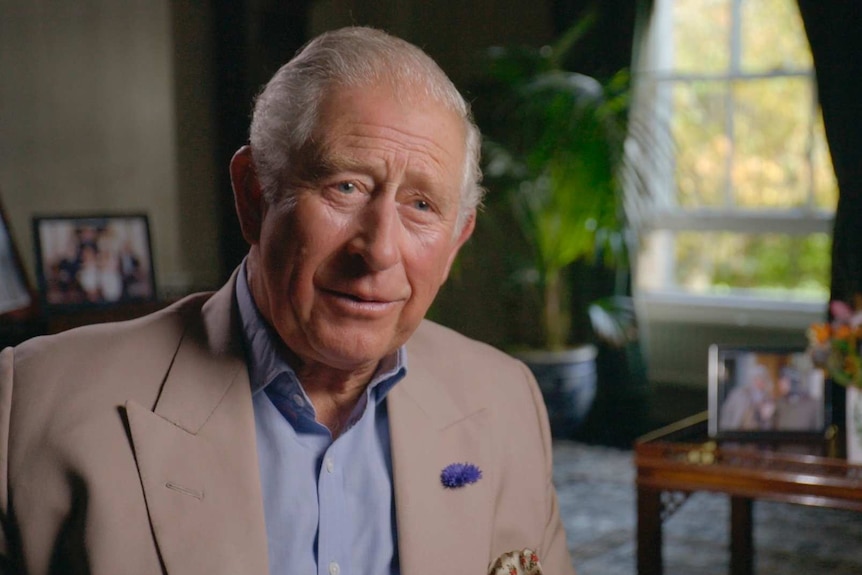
left=414, top=199, right=431, bottom=211
left=335, top=182, right=356, bottom=194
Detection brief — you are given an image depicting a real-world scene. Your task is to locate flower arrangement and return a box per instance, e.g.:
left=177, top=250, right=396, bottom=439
left=808, top=298, right=862, bottom=388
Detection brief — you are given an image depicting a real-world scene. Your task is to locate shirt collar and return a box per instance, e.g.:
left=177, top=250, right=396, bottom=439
left=234, top=258, right=406, bottom=404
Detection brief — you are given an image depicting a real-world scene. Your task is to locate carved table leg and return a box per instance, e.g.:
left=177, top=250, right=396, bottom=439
left=637, top=486, right=663, bottom=575
left=730, top=496, right=753, bottom=575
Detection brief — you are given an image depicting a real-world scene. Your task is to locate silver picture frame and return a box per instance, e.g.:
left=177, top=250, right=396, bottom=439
left=708, top=344, right=830, bottom=441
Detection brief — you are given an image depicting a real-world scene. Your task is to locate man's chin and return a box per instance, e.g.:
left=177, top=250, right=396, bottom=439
left=306, top=327, right=404, bottom=373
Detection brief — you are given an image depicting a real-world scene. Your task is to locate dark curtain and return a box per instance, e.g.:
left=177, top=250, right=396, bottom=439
left=213, top=0, right=310, bottom=281
left=796, top=1, right=862, bottom=423
left=797, top=1, right=862, bottom=306
left=551, top=0, right=638, bottom=80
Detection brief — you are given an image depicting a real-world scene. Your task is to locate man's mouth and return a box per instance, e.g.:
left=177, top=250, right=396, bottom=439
left=324, top=288, right=387, bottom=303
left=320, top=288, right=404, bottom=313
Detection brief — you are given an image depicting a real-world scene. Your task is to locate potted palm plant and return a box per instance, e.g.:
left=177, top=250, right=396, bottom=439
left=476, top=19, right=649, bottom=437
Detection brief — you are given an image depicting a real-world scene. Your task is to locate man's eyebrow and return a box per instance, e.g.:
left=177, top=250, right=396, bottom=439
left=293, top=145, right=447, bottom=191
left=289, top=148, right=360, bottom=183
left=321, top=153, right=369, bottom=176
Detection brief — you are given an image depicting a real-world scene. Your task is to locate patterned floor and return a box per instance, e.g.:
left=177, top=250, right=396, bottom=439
left=553, top=441, right=862, bottom=575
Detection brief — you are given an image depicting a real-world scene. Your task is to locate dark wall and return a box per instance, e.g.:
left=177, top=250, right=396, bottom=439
left=212, top=0, right=311, bottom=280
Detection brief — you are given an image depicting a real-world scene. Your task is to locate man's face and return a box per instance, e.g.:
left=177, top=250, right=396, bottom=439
left=246, top=84, right=474, bottom=373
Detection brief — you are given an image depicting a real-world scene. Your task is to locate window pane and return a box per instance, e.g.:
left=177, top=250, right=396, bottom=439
left=672, top=0, right=731, bottom=74
left=673, top=81, right=729, bottom=207
left=732, top=77, right=813, bottom=209
left=674, top=231, right=830, bottom=299
left=742, top=0, right=813, bottom=72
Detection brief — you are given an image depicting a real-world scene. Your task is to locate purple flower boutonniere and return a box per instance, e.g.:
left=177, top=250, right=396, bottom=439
left=440, top=462, right=482, bottom=488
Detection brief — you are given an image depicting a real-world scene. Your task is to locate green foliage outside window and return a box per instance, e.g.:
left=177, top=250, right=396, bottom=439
left=675, top=231, right=831, bottom=299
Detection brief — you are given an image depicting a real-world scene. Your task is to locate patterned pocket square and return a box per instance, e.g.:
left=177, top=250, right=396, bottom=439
left=488, top=548, right=543, bottom=574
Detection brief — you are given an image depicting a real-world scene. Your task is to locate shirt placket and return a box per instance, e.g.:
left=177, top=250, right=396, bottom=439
left=317, top=440, right=348, bottom=575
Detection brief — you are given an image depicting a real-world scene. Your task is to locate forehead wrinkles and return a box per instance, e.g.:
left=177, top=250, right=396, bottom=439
left=325, top=120, right=463, bottom=184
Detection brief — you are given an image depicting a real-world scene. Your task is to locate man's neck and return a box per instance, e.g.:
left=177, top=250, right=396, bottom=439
left=294, top=359, right=379, bottom=438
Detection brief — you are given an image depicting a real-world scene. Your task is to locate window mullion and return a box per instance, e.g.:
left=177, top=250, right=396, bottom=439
left=730, top=0, right=743, bottom=70
left=724, top=0, right=743, bottom=209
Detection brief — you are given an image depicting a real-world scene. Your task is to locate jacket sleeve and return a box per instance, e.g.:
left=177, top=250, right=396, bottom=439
left=521, top=361, right=577, bottom=575
left=0, top=347, right=17, bottom=574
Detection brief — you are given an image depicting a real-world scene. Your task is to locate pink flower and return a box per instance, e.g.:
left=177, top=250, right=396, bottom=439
left=831, top=300, right=862, bottom=329
left=831, top=300, right=853, bottom=320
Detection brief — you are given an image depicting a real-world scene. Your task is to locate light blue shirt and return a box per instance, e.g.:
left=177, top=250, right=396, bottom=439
left=235, top=264, right=405, bottom=575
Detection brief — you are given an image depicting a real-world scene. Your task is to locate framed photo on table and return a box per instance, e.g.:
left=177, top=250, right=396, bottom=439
left=708, top=344, right=831, bottom=441
left=0, top=198, right=34, bottom=319
left=33, top=214, right=156, bottom=312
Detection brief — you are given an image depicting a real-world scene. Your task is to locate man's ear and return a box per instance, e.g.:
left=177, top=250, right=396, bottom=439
left=442, top=210, right=477, bottom=280
left=230, top=145, right=265, bottom=245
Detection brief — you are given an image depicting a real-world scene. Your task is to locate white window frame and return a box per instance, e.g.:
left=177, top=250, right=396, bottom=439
left=632, top=0, right=833, bottom=328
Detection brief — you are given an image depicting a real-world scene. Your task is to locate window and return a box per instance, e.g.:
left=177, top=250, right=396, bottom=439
left=632, top=0, right=836, bottom=319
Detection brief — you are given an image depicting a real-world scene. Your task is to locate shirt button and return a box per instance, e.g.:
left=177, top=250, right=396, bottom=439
left=329, top=562, right=340, bottom=575
left=291, top=393, right=304, bottom=406
left=325, top=458, right=335, bottom=473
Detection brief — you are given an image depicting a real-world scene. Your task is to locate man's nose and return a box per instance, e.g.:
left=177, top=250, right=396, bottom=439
left=348, top=197, right=401, bottom=271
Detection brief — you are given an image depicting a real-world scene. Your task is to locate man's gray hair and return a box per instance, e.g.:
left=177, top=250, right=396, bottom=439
left=249, top=26, right=484, bottom=230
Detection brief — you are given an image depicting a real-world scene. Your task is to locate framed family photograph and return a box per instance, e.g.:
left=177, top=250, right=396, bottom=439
left=708, top=344, right=830, bottom=441
left=0, top=198, right=34, bottom=319
left=33, top=214, right=156, bottom=312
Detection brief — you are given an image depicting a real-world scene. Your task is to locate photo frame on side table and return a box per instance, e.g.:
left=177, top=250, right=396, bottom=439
left=0, top=197, right=34, bottom=319
left=33, top=214, right=156, bottom=312
left=708, top=344, right=831, bottom=441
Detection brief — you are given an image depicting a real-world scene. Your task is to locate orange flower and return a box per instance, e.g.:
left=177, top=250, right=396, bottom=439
left=810, top=323, right=831, bottom=344
left=808, top=297, right=862, bottom=388
left=835, top=324, right=853, bottom=340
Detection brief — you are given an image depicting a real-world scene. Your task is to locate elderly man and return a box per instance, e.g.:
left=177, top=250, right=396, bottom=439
left=0, top=27, right=575, bottom=575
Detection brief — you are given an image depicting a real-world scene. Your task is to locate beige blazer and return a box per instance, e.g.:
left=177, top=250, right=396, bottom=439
left=0, top=276, right=574, bottom=575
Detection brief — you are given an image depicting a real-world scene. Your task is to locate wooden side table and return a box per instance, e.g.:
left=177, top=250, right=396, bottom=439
left=635, top=412, right=861, bottom=575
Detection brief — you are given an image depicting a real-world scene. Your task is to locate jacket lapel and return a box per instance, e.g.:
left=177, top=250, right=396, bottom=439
left=126, top=277, right=493, bottom=575
left=389, top=337, right=494, bottom=575
left=126, top=274, right=269, bottom=575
